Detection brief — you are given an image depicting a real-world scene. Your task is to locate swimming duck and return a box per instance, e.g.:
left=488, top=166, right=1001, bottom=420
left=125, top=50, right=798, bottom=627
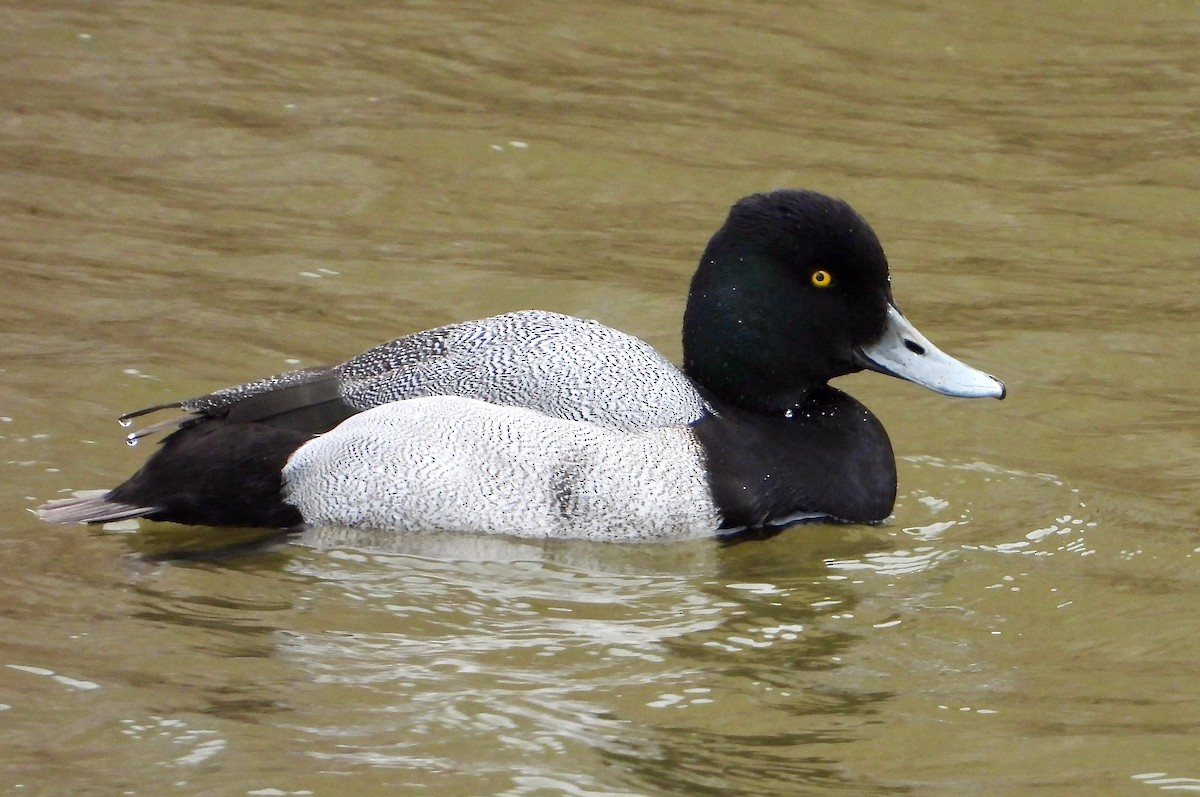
left=36, top=189, right=1004, bottom=541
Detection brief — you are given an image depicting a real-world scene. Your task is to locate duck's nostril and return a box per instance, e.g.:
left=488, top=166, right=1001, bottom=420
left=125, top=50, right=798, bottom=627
left=903, top=339, right=926, bottom=355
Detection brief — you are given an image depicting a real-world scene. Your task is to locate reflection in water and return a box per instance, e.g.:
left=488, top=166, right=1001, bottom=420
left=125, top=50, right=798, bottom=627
left=91, top=454, right=1114, bottom=794
left=120, top=551, right=312, bottom=727
left=1131, top=773, right=1200, bottom=793
left=268, top=538, right=905, bottom=796
left=828, top=457, right=1102, bottom=579
left=623, top=586, right=901, bottom=796
left=119, top=716, right=228, bottom=769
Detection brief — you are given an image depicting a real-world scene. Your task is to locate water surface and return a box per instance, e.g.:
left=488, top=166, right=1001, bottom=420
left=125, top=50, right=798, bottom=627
left=2, top=1, right=1197, bottom=795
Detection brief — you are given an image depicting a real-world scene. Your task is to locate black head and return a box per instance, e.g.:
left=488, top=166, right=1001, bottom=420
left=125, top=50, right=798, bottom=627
left=683, top=190, right=894, bottom=412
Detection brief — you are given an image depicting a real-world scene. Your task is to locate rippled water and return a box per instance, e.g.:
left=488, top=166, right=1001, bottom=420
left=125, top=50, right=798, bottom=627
left=2, top=1, right=1198, bottom=795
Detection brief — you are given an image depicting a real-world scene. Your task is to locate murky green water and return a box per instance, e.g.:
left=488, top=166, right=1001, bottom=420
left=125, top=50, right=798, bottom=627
left=2, top=1, right=1197, bottom=795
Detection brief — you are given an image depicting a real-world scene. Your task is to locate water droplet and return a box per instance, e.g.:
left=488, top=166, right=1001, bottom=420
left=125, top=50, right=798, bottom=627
left=118, top=417, right=132, bottom=428
left=125, top=434, right=139, bottom=447
left=784, top=409, right=794, bottom=419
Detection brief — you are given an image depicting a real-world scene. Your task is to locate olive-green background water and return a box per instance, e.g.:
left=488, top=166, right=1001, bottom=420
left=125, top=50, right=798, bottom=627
left=1, top=1, right=1197, bottom=795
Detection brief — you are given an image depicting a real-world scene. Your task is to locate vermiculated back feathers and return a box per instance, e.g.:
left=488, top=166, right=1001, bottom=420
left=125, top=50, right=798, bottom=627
left=124, top=311, right=708, bottom=442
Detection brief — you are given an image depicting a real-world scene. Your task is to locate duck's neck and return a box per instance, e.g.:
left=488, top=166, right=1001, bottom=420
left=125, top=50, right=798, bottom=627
left=690, top=386, right=897, bottom=528
left=681, top=317, right=834, bottom=413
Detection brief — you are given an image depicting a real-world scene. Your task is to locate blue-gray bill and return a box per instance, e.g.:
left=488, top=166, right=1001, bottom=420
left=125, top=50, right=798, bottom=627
left=855, top=305, right=1006, bottom=399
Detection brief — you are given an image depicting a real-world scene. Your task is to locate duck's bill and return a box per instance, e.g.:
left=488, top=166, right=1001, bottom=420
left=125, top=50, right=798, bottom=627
left=855, top=305, right=1006, bottom=399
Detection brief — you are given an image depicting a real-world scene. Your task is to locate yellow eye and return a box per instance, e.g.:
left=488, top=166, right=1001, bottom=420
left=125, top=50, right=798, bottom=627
left=811, top=269, right=833, bottom=288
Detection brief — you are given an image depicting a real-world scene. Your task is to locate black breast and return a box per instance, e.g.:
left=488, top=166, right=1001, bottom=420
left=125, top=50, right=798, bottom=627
left=691, top=386, right=897, bottom=528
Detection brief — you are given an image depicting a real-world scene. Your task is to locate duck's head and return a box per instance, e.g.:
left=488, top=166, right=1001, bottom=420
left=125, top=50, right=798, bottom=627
left=682, top=190, right=1004, bottom=412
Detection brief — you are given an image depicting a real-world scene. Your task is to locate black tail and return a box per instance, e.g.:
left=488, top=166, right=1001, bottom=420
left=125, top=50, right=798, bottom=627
left=37, top=420, right=313, bottom=528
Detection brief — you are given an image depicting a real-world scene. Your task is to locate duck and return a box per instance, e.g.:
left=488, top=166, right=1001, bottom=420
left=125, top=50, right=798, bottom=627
left=36, top=189, right=1005, bottom=541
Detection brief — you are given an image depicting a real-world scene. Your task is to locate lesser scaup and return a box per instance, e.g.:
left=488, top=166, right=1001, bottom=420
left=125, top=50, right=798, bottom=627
left=37, top=189, right=1004, bottom=540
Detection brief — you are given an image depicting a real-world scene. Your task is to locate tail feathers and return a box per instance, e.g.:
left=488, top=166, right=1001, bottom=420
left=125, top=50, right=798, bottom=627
left=36, top=493, right=158, bottom=525
left=38, top=420, right=313, bottom=529
left=123, top=412, right=204, bottom=445
left=118, top=401, right=184, bottom=424
left=120, top=366, right=354, bottom=443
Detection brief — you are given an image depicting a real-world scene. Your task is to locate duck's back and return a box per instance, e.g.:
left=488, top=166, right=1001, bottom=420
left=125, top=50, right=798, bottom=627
left=176, top=311, right=706, bottom=435
left=336, top=311, right=707, bottom=429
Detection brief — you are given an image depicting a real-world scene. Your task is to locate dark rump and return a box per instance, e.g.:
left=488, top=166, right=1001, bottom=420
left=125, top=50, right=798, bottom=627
left=37, top=420, right=312, bottom=528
